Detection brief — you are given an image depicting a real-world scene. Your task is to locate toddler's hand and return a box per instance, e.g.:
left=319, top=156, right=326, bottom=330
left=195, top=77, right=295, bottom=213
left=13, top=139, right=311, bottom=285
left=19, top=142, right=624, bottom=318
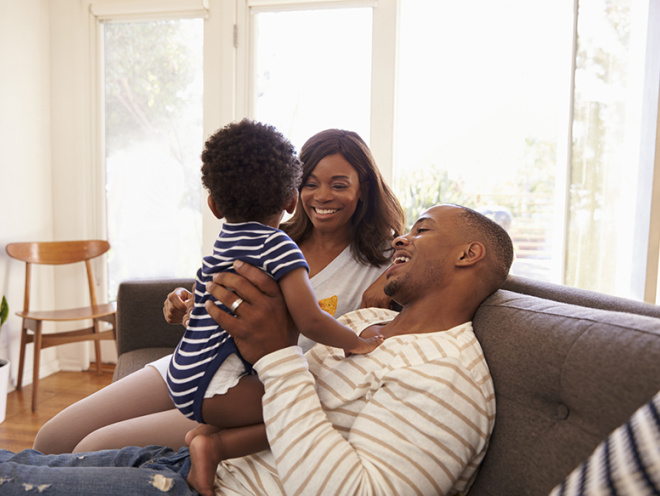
left=163, top=287, right=194, bottom=327
left=346, top=334, right=384, bottom=356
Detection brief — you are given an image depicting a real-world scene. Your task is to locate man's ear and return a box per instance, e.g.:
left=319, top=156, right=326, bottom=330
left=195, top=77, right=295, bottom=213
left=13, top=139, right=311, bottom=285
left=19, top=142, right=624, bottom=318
left=456, top=242, right=486, bottom=267
left=285, top=194, right=298, bottom=214
left=207, top=196, right=223, bottom=220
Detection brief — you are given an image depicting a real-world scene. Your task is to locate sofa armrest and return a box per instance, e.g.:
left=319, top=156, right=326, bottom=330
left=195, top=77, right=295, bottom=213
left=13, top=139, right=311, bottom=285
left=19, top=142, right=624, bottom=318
left=116, top=278, right=195, bottom=356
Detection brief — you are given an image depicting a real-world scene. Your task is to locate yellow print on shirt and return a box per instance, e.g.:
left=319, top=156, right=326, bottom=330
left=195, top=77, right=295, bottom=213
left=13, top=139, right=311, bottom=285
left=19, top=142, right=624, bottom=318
left=318, top=295, right=338, bottom=317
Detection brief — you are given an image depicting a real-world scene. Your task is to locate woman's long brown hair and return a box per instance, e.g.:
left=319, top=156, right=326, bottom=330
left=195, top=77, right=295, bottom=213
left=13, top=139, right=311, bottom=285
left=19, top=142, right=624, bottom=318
left=282, top=129, right=405, bottom=266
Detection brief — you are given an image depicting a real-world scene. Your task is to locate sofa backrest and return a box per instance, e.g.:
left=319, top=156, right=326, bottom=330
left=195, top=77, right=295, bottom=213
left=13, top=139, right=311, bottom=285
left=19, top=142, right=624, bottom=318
left=468, top=286, right=660, bottom=495
left=503, top=274, right=660, bottom=318
left=116, top=278, right=195, bottom=356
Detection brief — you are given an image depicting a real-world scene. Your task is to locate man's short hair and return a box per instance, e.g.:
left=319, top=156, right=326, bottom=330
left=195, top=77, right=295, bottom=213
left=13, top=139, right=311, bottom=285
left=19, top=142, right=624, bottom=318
left=456, top=206, right=515, bottom=288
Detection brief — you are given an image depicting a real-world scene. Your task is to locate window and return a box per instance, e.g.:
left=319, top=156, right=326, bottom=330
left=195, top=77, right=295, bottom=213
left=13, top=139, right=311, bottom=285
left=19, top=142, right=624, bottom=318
left=394, top=0, right=660, bottom=300
left=565, top=0, right=650, bottom=296
left=240, top=2, right=373, bottom=150
left=87, top=0, right=659, bottom=303
left=103, top=18, right=204, bottom=297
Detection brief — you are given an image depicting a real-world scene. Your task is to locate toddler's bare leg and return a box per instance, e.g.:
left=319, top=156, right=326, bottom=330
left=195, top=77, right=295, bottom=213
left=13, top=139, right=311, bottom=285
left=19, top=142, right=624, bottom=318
left=200, top=374, right=265, bottom=428
left=184, top=423, right=222, bottom=447
left=188, top=424, right=268, bottom=496
left=187, top=376, right=268, bottom=495
left=188, top=430, right=226, bottom=496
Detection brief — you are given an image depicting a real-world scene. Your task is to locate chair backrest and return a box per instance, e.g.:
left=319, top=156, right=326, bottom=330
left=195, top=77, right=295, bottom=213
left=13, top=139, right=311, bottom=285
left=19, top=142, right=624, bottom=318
left=6, top=240, right=110, bottom=265
left=6, top=240, right=111, bottom=312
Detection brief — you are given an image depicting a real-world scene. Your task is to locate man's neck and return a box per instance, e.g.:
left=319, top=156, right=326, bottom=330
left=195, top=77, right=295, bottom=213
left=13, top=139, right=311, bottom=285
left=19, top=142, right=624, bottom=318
left=379, top=295, right=476, bottom=338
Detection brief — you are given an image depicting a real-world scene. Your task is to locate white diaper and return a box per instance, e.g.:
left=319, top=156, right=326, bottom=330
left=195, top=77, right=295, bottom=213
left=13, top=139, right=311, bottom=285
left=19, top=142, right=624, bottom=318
left=147, top=354, right=171, bottom=381
left=203, top=353, right=247, bottom=397
left=147, top=352, right=246, bottom=397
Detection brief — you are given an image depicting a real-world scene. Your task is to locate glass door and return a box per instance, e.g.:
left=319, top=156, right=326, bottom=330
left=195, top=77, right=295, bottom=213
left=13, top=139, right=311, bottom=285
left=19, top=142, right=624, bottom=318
left=394, top=0, right=574, bottom=283
left=102, top=18, right=204, bottom=297
left=393, top=0, right=657, bottom=300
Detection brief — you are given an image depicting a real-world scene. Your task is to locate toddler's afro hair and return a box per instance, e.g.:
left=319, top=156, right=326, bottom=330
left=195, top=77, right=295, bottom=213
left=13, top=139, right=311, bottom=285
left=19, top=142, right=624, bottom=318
left=201, top=119, right=302, bottom=222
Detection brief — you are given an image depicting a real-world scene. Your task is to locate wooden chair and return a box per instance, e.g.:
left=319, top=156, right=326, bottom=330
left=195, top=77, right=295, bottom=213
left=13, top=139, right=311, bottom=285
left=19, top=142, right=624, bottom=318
left=5, top=240, right=117, bottom=411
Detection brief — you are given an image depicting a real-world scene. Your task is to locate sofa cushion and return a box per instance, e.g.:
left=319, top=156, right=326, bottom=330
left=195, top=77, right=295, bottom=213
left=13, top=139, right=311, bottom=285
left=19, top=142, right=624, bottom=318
left=468, top=289, right=660, bottom=496
left=113, top=347, right=174, bottom=382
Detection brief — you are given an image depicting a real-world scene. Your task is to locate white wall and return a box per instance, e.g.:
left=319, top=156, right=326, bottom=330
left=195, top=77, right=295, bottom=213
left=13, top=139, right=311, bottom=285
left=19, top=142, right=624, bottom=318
left=2, top=0, right=227, bottom=386
left=48, top=0, right=117, bottom=370
left=0, top=0, right=117, bottom=387
left=0, top=0, right=58, bottom=386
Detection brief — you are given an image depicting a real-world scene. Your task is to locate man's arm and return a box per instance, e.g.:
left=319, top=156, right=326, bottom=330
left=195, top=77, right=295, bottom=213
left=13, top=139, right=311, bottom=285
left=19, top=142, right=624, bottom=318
left=204, top=260, right=298, bottom=363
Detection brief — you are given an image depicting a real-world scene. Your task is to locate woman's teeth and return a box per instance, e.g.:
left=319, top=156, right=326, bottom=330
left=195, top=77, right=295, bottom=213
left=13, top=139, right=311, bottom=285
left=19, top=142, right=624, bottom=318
left=394, top=256, right=410, bottom=264
left=315, top=208, right=338, bottom=215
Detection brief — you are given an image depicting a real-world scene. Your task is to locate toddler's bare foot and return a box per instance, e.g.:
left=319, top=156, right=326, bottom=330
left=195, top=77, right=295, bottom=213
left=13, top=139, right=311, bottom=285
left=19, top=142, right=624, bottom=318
left=187, top=432, right=225, bottom=496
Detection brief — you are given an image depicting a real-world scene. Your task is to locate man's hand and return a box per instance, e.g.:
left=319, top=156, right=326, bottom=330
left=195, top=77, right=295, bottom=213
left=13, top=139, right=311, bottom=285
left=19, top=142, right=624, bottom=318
left=205, top=260, right=298, bottom=364
left=163, top=287, right=194, bottom=327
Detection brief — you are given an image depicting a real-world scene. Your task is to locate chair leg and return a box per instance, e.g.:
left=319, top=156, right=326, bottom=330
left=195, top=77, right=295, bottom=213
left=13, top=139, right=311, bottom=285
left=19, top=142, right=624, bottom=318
left=16, top=325, right=28, bottom=390
left=31, top=322, right=43, bottom=412
left=93, top=319, right=103, bottom=375
left=110, top=313, right=117, bottom=341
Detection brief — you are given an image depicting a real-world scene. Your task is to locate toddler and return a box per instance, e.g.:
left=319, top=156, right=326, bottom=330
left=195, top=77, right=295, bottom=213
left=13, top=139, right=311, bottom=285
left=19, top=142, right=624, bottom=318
left=167, top=120, right=383, bottom=494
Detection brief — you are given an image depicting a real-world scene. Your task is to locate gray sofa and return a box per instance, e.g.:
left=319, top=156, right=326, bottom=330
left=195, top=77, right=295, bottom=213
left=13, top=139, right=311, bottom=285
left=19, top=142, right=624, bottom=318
left=114, top=275, right=660, bottom=496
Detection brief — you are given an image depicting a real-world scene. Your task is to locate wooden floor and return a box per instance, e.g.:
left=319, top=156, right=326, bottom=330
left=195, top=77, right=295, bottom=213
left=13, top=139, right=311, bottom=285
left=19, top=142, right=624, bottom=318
left=0, top=364, right=114, bottom=452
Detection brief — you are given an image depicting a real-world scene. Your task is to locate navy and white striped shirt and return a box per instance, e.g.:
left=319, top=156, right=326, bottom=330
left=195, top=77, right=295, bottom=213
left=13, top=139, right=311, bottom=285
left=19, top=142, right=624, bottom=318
left=167, top=222, right=309, bottom=422
left=550, top=389, right=660, bottom=496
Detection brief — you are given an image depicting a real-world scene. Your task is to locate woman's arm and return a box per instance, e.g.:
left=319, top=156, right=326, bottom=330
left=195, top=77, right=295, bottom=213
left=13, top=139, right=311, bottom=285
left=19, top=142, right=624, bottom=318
left=359, top=270, right=391, bottom=309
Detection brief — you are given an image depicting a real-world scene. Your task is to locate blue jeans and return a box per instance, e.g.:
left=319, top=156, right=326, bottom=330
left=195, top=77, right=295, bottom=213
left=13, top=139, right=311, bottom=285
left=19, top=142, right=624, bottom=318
left=0, top=446, right=197, bottom=496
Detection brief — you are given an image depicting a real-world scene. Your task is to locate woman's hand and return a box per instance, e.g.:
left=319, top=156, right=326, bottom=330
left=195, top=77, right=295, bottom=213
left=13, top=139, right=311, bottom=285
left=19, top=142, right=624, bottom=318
left=205, top=261, right=298, bottom=364
left=163, top=286, right=194, bottom=327
left=360, top=271, right=394, bottom=309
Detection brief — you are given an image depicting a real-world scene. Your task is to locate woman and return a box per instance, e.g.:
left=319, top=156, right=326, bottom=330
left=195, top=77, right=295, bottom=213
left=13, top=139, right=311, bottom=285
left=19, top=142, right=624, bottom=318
left=285, top=128, right=404, bottom=315
left=32, top=128, right=405, bottom=454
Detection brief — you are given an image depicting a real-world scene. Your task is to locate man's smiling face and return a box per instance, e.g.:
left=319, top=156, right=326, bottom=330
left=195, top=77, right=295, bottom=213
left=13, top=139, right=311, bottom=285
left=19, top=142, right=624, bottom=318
left=384, top=205, right=466, bottom=305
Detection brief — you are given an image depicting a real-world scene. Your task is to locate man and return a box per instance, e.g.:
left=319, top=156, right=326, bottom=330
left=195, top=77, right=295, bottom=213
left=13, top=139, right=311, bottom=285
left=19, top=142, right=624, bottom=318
left=0, top=205, right=514, bottom=496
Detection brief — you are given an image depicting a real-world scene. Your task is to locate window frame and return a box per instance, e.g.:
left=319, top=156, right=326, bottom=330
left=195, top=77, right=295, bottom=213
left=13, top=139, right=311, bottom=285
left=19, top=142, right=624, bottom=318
left=84, top=0, right=660, bottom=303
left=235, top=0, right=397, bottom=181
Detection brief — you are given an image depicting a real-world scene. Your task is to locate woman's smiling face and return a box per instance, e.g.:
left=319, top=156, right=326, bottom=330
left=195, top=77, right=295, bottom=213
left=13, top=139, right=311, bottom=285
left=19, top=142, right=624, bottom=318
left=300, top=153, right=362, bottom=235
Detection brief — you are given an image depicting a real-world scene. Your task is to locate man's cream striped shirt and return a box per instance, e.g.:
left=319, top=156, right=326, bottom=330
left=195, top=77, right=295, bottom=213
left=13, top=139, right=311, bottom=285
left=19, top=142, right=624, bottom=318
left=214, top=308, right=495, bottom=495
